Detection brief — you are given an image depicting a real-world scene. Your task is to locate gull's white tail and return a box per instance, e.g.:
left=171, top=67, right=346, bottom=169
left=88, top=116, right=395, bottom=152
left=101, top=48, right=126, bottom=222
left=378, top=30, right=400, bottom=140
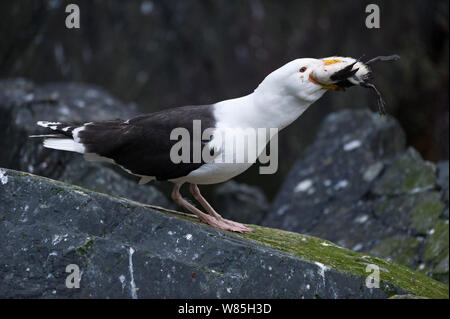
left=32, top=121, right=86, bottom=154
left=42, top=138, right=85, bottom=153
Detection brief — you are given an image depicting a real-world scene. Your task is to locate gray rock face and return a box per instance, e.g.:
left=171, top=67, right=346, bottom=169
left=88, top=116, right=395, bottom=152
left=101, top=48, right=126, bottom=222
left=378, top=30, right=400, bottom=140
left=265, top=110, right=406, bottom=230
left=58, top=161, right=172, bottom=209
left=437, top=161, right=449, bottom=204
left=1, top=168, right=448, bottom=299
left=0, top=78, right=170, bottom=207
left=0, top=78, right=137, bottom=178
left=265, top=110, right=449, bottom=284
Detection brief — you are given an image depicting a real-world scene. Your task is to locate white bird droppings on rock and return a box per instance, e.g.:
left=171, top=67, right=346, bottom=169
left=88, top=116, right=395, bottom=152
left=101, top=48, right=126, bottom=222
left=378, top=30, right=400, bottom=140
left=119, top=275, right=126, bottom=291
left=0, top=169, right=8, bottom=185
left=276, top=204, right=289, bottom=216
left=363, top=162, right=384, bottom=182
left=24, top=93, right=34, bottom=102
left=323, top=179, right=332, bottom=187
left=343, top=140, right=362, bottom=151
left=354, top=214, right=369, bottom=224
left=184, top=234, right=193, bottom=241
left=334, top=180, right=349, bottom=190
left=294, top=179, right=313, bottom=192
left=128, top=247, right=138, bottom=299
left=52, top=234, right=67, bottom=246
left=314, top=262, right=329, bottom=285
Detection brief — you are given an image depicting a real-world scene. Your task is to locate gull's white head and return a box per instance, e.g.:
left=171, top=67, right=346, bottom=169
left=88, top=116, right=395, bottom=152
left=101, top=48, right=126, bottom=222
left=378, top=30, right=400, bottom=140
left=257, top=56, right=372, bottom=104
left=248, top=54, right=398, bottom=124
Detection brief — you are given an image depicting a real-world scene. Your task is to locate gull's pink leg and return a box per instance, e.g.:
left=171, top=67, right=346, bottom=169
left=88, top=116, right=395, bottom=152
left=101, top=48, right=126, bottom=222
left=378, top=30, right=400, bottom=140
left=171, top=184, right=250, bottom=233
left=189, top=183, right=252, bottom=233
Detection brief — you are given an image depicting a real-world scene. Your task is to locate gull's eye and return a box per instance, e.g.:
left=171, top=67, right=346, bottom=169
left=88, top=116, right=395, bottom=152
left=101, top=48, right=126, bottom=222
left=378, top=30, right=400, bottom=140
left=299, top=67, right=307, bottom=73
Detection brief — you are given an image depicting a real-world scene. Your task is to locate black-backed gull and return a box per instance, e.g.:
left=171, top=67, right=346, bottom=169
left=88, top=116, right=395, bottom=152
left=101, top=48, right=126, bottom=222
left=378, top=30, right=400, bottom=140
left=31, top=55, right=398, bottom=232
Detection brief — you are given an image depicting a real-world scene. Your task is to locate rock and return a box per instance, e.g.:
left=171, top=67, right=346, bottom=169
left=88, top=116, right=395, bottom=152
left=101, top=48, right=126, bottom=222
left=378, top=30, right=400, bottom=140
left=368, top=152, right=448, bottom=283
left=0, top=78, right=137, bottom=178
left=1, top=168, right=448, bottom=299
left=0, top=78, right=171, bottom=207
left=437, top=161, right=449, bottom=203
left=372, top=148, right=436, bottom=196
left=58, top=161, right=172, bottom=209
left=265, top=110, right=449, bottom=284
left=265, top=109, right=406, bottom=231
left=211, top=181, right=269, bottom=224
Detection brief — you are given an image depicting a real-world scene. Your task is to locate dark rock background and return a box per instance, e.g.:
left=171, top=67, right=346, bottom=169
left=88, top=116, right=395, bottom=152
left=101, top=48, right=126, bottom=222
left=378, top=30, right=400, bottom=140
left=0, top=0, right=448, bottom=199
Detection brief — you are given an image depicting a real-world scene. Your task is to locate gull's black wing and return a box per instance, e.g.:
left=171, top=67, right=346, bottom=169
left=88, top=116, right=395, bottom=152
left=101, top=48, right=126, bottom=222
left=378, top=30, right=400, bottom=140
left=77, top=105, right=216, bottom=181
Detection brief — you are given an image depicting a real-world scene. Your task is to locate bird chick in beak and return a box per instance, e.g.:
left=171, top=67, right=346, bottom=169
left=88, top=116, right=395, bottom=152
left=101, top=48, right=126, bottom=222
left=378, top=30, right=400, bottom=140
left=309, top=55, right=400, bottom=115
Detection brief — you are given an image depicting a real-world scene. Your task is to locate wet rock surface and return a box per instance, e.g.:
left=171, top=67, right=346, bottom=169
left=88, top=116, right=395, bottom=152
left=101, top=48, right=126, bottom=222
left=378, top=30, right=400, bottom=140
left=0, top=168, right=448, bottom=299
left=265, top=110, right=449, bottom=284
left=0, top=78, right=170, bottom=207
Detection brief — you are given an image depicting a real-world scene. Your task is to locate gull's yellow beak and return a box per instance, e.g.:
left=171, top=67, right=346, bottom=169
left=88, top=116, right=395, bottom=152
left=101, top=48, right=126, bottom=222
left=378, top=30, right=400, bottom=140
left=308, top=58, right=354, bottom=91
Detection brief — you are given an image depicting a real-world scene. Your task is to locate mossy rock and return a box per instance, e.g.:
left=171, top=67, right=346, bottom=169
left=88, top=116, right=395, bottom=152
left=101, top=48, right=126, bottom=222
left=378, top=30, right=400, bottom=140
left=369, top=236, right=422, bottom=269
left=373, top=148, right=436, bottom=196
left=410, top=193, right=445, bottom=233
left=423, top=220, right=449, bottom=282
left=237, top=226, right=449, bottom=299
left=1, top=168, right=449, bottom=299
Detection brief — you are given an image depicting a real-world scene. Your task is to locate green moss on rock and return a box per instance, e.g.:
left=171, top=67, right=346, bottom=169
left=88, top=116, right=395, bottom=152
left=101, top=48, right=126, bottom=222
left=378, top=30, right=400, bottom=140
left=410, top=193, right=445, bottom=233
left=76, top=236, right=94, bottom=256
left=374, top=148, right=436, bottom=195
left=424, top=220, right=449, bottom=267
left=238, top=225, right=449, bottom=299
left=369, top=236, right=422, bottom=268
